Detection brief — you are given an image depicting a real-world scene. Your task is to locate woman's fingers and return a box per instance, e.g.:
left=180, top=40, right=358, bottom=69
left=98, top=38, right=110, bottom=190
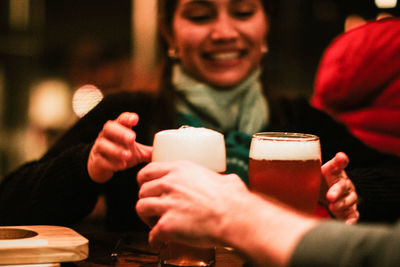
left=329, top=190, right=358, bottom=212
left=322, top=152, right=349, bottom=186
left=88, top=112, right=148, bottom=183
left=102, top=120, right=137, bottom=148
left=92, top=149, right=127, bottom=171
left=326, top=178, right=354, bottom=202
left=100, top=112, right=140, bottom=150
left=129, top=143, right=153, bottom=165
left=321, top=152, right=359, bottom=223
left=330, top=202, right=359, bottom=225
left=327, top=178, right=359, bottom=223
left=87, top=152, right=115, bottom=183
left=94, top=137, right=132, bottom=162
left=116, top=112, right=139, bottom=128
left=344, top=207, right=360, bottom=225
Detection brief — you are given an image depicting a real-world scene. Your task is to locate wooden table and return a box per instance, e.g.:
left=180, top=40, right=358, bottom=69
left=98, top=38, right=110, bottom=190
left=67, top=231, right=247, bottom=267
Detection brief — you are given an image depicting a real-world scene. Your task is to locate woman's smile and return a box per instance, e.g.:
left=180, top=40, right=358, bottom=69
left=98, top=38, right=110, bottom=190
left=203, top=50, right=244, bottom=61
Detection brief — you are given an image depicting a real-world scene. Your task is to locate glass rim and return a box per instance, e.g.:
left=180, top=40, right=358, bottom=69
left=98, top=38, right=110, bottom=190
left=252, top=132, right=319, bottom=142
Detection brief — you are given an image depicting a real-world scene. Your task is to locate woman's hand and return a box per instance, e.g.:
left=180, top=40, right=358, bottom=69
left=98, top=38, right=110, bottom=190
left=87, top=112, right=152, bottom=183
left=321, top=152, right=359, bottom=224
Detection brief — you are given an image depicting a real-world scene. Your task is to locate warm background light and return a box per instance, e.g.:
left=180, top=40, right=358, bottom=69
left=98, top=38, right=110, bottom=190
left=132, top=0, right=158, bottom=72
left=0, top=66, right=4, bottom=127
left=28, top=79, right=73, bottom=129
left=72, top=85, right=104, bottom=118
left=9, top=0, right=30, bottom=30
left=375, top=0, right=397, bottom=8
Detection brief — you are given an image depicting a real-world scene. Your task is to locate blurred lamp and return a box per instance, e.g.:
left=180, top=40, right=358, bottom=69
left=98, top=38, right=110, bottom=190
left=375, top=0, right=397, bottom=8
left=72, top=85, right=103, bottom=118
left=28, top=79, right=73, bottom=129
left=9, top=0, right=30, bottom=30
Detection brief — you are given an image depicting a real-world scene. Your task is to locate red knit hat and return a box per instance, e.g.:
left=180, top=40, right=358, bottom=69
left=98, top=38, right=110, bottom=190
left=311, top=18, right=400, bottom=156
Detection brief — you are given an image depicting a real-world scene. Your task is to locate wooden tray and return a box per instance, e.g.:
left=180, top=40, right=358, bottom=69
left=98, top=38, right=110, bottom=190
left=0, top=225, right=88, bottom=265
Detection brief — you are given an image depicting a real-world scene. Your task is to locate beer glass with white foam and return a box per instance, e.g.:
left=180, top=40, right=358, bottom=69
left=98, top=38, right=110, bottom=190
left=152, top=126, right=226, bottom=267
left=249, top=132, right=321, bottom=214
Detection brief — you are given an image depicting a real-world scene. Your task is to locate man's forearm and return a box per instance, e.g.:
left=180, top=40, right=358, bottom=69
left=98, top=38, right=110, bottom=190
left=218, top=192, right=318, bottom=267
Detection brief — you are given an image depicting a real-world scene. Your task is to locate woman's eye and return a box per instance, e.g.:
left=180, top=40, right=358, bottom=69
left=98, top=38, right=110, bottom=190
left=230, top=3, right=257, bottom=19
left=182, top=5, right=216, bottom=23
left=188, top=13, right=213, bottom=23
left=233, top=10, right=254, bottom=19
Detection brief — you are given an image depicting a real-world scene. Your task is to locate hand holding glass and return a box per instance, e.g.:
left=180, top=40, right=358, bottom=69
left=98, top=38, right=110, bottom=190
left=152, top=126, right=226, bottom=267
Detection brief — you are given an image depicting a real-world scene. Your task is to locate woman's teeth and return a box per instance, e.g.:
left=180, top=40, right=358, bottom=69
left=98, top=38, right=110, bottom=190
left=209, top=52, right=241, bottom=61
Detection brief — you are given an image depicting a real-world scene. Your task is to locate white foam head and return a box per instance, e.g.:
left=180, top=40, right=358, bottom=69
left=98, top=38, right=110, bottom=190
left=152, top=126, right=226, bottom=172
left=249, top=133, right=321, bottom=161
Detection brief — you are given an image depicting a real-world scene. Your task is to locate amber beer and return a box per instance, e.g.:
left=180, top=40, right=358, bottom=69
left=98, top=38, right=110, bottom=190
left=249, top=132, right=321, bottom=214
left=152, top=126, right=226, bottom=267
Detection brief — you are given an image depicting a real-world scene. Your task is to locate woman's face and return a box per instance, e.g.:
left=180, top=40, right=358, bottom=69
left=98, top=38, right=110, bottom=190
left=170, top=0, right=268, bottom=88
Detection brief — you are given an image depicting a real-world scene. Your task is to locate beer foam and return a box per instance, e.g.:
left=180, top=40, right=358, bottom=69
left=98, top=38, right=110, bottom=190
left=249, top=138, right=321, bottom=160
left=152, top=127, right=226, bottom=172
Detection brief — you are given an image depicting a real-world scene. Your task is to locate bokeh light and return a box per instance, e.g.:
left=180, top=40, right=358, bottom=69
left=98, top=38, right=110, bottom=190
left=28, top=79, right=73, bottom=129
left=72, top=85, right=104, bottom=118
left=375, top=0, right=397, bottom=8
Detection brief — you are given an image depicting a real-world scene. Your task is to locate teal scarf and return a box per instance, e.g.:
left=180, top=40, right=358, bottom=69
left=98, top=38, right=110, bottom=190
left=173, top=64, right=269, bottom=183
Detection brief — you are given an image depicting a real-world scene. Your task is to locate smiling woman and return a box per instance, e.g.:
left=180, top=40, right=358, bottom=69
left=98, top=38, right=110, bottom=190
left=0, top=0, right=399, bottom=235
left=163, top=0, right=269, bottom=88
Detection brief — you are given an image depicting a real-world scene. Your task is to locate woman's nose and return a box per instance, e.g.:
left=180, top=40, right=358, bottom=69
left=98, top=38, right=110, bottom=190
left=210, top=15, right=239, bottom=41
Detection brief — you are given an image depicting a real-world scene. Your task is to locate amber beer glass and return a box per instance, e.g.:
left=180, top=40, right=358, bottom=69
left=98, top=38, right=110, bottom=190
left=152, top=126, right=226, bottom=267
left=249, top=132, right=321, bottom=214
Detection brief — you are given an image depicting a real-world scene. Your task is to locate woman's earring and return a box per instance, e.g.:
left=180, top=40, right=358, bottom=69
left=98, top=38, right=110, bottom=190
left=168, top=47, right=179, bottom=60
left=261, top=44, right=268, bottom=55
